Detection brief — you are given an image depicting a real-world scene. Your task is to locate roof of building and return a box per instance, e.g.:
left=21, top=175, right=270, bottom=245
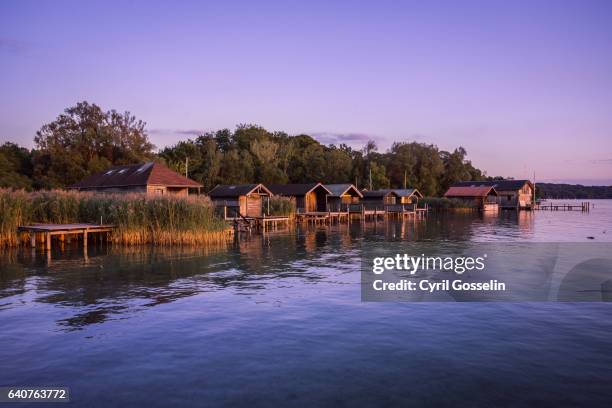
left=361, top=190, right=400, bottom=198
left=380, top=188, right=423, bottom=198
left=208, top=183, right=272, bottom=197
left=324, top=184, right=363, bottom=198
left=444, top=186, right=498, bottom=197
left=452, top=179, right=532, bottom=191
left=267, top=183, right=332, bottom=196
left=70, top=162, right=202, bottom=189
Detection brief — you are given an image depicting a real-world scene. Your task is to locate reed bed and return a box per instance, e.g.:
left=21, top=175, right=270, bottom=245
left=267, top=196, right=296, bottom=217
left=420, top=197, right=477, bottom=211
left=0, top=189, right=232, bottom=247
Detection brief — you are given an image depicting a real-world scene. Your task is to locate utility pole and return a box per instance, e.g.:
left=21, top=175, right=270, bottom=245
left=369, top=167, right=372, bottom=190
left=533, top=171, right=536, bottom=205
left=185, top=157, right=189, bottom=178
left=403, top=169, right=407, bottom=190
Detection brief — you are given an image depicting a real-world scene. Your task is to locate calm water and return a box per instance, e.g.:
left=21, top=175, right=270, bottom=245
left=1, top=200, right=612, bottom=407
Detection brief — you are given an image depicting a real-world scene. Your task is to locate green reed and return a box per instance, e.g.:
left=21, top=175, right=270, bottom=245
left=267, top=196, right=296, bottom=216
left=0, top=189, right=232, bottom=247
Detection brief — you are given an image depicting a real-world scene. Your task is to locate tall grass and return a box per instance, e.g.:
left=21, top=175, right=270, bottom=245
left=420, top=197, right=477, bottom=211
left=0, top=189, right=232, bottom=247
left=267, top=196, right=296, bottom=217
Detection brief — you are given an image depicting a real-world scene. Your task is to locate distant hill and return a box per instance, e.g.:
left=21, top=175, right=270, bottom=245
left=536, top=183, right=612, bottom=199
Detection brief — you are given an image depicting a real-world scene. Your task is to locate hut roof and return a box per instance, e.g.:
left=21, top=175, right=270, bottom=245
left=70, top=162, right=202, bottom=189
left=361, top=190, right=400, bottom=199
left=268, top=183, right=332, bottom=196
left=208, top=183, right=272, bottom=198
left=444, top=186, right=498, bottom=198
left=324, top=184, right=363, bottom=198
left=452, top=179, right=532, bottom=191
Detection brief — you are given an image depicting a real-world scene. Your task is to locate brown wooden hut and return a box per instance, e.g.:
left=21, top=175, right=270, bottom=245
left=389, top=189, right=423, bottom=204
left=208, top=184, right=273, bottom=218
left=361, top=190, right=400, bottom=209
left=444, top=185, right=499, bottom=211
left=70, top=162, right=202, bottom=195
left=452, top=180, right=534, bottom=209
left=324, top=184, right=363, bottom=211
left=268, top=183, right=331, bottom=213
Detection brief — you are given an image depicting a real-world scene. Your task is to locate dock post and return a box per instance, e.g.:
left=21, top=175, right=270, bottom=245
left=45, top=232, right=51, bottom=251
left=30, top=233, right=36, bottom=248
left=83, top=230, right=88, bottom=250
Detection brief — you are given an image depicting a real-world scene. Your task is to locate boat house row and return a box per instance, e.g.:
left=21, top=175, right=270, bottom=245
left=445, top=180, right=534, bottom=210
left=70, top=162, right=532, bottom=217
left=209, top=182, right=423, bottom=217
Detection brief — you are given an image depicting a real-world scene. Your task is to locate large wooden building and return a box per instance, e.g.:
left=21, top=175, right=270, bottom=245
left=324, top=184, right=362, bottom=211
left=452, top=180, right=534, bottom=209
left=70, top=162, right=202, bottom=195
left=444, top=185, right=499, bottom=211
left=208, top=184, right=272, bottom=218
left=268, top=183, right=331, bottom=213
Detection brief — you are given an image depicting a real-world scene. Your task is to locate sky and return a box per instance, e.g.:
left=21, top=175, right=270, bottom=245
left=1, top=0, right=611, bottom=185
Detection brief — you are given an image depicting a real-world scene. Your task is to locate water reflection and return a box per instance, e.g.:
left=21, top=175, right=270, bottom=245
left=1, top=207, right=607, bottom=331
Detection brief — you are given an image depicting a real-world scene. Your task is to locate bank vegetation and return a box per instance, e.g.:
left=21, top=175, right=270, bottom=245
left=0, top=189, right=231, bottom=248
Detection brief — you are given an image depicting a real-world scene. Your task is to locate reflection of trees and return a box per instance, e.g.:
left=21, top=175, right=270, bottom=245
left=0, top=213, right=541, bottom=329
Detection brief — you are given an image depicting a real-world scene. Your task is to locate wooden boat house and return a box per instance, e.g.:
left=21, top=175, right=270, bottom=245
left=208, top=184, right=273, bottom=218
left=444, top=185, right=499, bottom=211
left=361, top=190, right=400, bottom=209
left=324, top=184, right=363, bottom=211
left=70, top=162, right=202, bottom=195
left=389, top=189, right=423, bottom=204
left=452, top=180, right=534, bottom=209
left=268, top=183, right=331, bottom=213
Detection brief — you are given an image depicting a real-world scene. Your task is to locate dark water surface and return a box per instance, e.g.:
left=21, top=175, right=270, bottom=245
left=1, top=200, right=612, bottom=407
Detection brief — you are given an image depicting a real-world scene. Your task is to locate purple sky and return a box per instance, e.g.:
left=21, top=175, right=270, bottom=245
left=1, top=0, right=611, bottom=184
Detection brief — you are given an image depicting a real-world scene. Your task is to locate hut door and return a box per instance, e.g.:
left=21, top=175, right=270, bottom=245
left=306, top=192, right=316, bottom=212
left=246, top=194, right=261, bottom=217
left=239, top=196, right=247, bottom=216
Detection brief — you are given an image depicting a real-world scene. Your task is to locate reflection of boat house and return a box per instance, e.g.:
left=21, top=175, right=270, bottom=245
left=208, top=184, right=273, bottom=217
left=324, top=184, right=362, bottom=211
left=452, top=180, right=534, bottom=209
left=70, top=162, right=202, bottom=195
left=268, top=183, right=331, bottom=213
left=444, top=186, right=499, bottom=211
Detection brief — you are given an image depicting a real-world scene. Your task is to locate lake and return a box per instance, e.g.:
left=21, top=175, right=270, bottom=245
left=1, top=200, right=612, bottom=407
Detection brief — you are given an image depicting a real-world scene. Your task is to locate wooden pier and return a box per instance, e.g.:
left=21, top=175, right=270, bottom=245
left=254, top=215, right=291, bottom=231
left=534, top=202, right=591, bottom=212
left=17, top=223, right=114, bottom=251
left=229, top=215, right=291, bottom=233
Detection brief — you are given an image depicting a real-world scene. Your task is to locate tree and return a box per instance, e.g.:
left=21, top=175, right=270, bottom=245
left=322, top=146, right=353, bottom=183
left=32, top=101, right=155, bottom=188
left=0, top=142, right=33, bottom=189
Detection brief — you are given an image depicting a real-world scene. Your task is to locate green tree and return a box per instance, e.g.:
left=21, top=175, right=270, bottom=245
left=0, top=142, right=33, bottom=189
left=32, top=101, right=155, bottom=188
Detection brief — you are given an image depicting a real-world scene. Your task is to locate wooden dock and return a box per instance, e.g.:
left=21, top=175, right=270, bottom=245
left=534, top=202, right=591, bottom=212
left=228, top=215, right=291, bottom=233
left=17, top=223, right=114, bottom=251
left=254, top=215, right=291, bottom=231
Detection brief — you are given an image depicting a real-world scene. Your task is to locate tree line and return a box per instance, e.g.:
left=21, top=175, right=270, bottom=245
left=536, top=183, right=612, bottom=199
left=1, top=101, right=488, bottom=196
